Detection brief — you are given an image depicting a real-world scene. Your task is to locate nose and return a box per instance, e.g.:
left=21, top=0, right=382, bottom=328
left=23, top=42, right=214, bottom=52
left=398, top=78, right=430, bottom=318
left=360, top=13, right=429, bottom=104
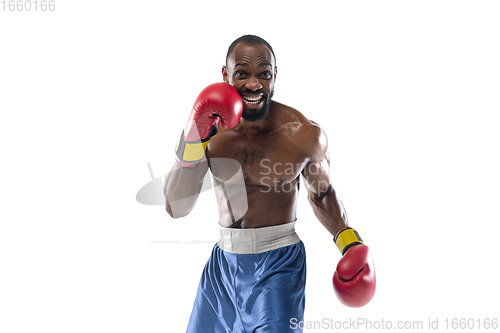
left=244, top=76, right=262, bottom=91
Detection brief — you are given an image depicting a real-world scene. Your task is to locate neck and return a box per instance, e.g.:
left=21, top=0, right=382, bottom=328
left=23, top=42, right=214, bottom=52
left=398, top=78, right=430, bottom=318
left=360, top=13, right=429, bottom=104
left=236, top=101, right=276, bottom=133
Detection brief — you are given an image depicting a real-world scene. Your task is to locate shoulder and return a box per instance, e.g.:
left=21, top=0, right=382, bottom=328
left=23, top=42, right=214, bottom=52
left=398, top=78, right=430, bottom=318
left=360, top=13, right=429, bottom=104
left=271, top=101, right=328, bottom=162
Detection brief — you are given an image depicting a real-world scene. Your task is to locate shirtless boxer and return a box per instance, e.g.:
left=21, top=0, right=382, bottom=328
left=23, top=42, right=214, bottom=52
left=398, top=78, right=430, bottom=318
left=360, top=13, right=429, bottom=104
left=164, top=35, right=376, bottom=332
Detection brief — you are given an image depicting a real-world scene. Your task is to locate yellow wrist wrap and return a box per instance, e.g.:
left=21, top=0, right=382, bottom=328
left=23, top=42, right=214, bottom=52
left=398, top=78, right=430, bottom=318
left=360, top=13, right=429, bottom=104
left=334, top=227, right=364, bottom=255
left=175, top=127, right=217, bottom=166
left=175, top=138, right=209, bottom=162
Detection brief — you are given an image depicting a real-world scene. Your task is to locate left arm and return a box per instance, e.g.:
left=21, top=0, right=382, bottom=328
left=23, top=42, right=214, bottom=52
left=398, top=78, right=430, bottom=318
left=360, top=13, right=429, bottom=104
left=300, top=122, right=376, bottom=308
left=300, top=125, right=348, bottom=237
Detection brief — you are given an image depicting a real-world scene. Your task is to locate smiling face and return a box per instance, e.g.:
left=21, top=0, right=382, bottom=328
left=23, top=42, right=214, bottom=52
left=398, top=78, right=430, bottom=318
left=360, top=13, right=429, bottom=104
left=222, top=43, right=277, bottom=122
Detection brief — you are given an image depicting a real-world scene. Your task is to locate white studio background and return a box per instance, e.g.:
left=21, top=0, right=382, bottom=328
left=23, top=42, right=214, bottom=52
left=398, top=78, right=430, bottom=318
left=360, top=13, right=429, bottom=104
left=1, top=1, right=499, bottom=332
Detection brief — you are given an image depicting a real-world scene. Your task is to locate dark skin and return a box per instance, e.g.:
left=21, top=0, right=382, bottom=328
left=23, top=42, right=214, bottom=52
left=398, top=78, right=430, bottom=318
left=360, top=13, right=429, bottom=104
left=165, top=43, right=348, bottom=236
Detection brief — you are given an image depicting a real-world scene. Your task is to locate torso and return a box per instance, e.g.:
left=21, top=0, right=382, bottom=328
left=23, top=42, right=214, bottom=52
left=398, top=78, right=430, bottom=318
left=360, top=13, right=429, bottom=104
left=206, top=101, right=318, bottom=228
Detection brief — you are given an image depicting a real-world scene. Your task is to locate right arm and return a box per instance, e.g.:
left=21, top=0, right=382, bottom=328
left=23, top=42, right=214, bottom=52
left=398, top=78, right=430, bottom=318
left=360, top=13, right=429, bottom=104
left=163, top=82, right=243, bottom=218
left=164, top=158, right=208, bottom=218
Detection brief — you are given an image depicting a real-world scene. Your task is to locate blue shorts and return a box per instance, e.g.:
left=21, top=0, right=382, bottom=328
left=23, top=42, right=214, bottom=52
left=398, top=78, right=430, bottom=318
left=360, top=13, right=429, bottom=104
left=186, top=222, right=306, bottom=333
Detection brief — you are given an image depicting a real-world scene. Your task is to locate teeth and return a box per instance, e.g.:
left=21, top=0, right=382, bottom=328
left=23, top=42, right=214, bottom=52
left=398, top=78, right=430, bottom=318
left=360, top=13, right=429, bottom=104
left=243, top=96, right=263, bottom=104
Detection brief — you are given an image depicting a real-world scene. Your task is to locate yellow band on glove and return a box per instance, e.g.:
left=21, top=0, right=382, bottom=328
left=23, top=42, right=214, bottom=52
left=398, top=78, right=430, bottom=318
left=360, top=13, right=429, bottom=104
left=175, top=128, right=215, bottom=166
left=334, top=227, right=364, bottom=255
left=176, top=139, right=209, bottom=162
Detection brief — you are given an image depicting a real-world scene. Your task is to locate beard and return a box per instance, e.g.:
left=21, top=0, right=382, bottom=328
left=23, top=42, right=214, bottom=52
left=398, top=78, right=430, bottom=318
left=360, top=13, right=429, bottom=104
left=241, top=89, right=274, bottom=122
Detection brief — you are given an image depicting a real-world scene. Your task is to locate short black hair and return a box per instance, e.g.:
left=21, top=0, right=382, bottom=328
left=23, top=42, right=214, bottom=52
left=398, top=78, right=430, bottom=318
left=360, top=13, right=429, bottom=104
left=226, top=35, right=276, bottom=66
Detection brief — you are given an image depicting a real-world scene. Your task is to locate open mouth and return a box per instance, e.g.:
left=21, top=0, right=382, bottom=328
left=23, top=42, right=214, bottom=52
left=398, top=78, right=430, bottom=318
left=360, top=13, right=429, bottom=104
left=242, top=95, right=264, bottom=105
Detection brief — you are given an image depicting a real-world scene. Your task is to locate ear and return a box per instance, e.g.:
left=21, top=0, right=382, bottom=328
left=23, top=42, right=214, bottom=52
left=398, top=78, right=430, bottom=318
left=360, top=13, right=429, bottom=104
left=222, top=66, right=229, bottom=83
left=274, top=66, right=278, bottom=80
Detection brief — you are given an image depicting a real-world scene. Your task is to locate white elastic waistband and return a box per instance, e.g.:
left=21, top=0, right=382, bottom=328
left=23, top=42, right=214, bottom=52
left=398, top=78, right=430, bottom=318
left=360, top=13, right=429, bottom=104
left=217, top=221, right=300, bottom=254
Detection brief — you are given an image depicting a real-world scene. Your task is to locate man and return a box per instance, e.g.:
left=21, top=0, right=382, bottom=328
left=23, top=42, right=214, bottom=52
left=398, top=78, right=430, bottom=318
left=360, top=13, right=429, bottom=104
left=164, top=35, right=375, bottom=332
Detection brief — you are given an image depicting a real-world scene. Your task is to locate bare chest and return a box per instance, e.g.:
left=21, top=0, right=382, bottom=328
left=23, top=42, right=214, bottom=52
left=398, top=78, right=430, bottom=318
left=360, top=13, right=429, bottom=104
left=206, top=129, right=309, bottom=187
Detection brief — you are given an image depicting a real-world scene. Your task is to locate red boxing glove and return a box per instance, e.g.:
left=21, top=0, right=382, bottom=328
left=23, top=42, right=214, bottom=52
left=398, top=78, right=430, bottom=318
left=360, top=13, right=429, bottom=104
left=175, top=83, right=243, bottom=168
left=332, top=227, right=376, bottom=308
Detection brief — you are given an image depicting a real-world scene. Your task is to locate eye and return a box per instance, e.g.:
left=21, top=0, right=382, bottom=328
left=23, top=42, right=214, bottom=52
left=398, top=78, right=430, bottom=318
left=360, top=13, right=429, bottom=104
left=260, top=72, right=272, bottom=79
left=235, top=71, right=247, bottom=78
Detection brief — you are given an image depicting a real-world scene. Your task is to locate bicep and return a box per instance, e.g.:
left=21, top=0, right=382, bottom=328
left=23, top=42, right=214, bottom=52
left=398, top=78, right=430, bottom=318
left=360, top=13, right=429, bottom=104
left=300, top=123, right=331, bottom=195
left=302, top=150, right=332, bottom=195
